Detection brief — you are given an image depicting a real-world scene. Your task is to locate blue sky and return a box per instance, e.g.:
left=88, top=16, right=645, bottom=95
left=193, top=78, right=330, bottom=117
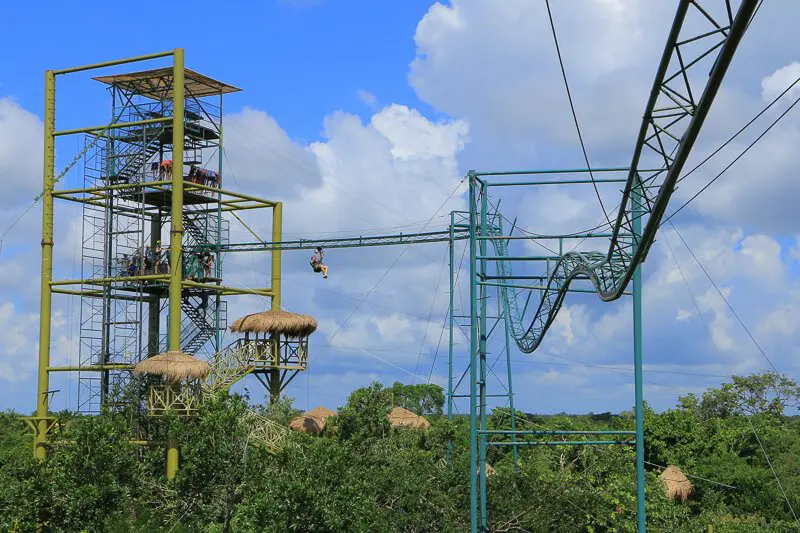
left=1, top=0, right=800, bottom=417
left=1, top=0, right=435, bottom=140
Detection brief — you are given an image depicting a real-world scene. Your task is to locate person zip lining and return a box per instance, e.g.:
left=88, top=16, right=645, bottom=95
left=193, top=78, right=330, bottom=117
left=310, top=247, right=329, bottom=279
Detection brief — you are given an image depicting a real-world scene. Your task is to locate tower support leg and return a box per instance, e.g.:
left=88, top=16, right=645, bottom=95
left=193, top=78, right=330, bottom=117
left=633, top=176, right=646, bottom=532
left=166, top=48, right=185, bottom=480
left=34, top=69, right=56, bottom=460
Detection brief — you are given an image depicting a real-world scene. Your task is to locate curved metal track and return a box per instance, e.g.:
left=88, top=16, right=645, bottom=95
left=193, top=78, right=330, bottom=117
left=491, top=0, right=759, bottom=354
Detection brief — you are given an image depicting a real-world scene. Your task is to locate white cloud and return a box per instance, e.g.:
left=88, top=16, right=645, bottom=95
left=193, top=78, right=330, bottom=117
left=0, top=98, right=43, bottom=206
left=761, top=62, right=800, bottom=101
left=0, top=302, right=39, bottom=382
left=357, top=90, right=377, bottom=108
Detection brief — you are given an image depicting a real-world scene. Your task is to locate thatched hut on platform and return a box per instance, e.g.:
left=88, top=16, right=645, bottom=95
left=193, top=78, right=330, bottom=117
left=133, top=350, right=210, bottom=383
left=289, top=406, right=337, bottom=436
left=388, top=406, right=431, bottom=430
left=660, top=465, right=693, bottom=502
left=230, top=310, right=318, bottom=338
left=134, top=351, right=209, bottom=415
left=229, top=310, right=317, bottom=402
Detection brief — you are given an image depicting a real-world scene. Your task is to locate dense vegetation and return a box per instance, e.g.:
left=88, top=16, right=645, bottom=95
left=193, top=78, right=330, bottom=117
left=1, top=373, right=798, bottom=531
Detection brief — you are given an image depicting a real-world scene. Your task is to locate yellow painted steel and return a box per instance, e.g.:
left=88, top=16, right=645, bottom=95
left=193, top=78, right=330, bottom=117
left=181, top=279, right=273, bottom=297
left=269, top=203, right=283, bottom=402
left=186, top=182, right=276, bottom=206
left=55, top=180, right=173, bottom=196
left=166, top=436, right=179, bottom=479
left=166, top=48, right=185, bottom=481
left=168, top=49, right=185, bottom=353
left=271, top=202, right=282, bottom=310
left=53, top=50, right=174, bottom=75
left=34, top=70, right=56, bottom=461
left=53, top=116, right=171, bottom=137
left=47, top=365, right=135, bottom=372
left=51, top=274, right=170, bottom=286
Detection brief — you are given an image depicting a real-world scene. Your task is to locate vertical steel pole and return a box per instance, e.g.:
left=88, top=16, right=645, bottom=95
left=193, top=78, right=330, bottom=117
left=447, top=210, right=455, bottom=464
left=214, top=92, right=224, bottom=353
left=166, top=48, right=185, bottom=481
left=478, top=184, right=488, bottom=532
left=168, top=48, right=185, bottom=353
left=148, top=214, right=162, bottom=356
left=632, top=175, right=646, bottom=532
left=499, top=281, right=519, bottom=471
left=496, top=216, right=518, bottom=471
left=269, top=202, right=283, bottom=403
left=101, top=89, right=118, bottom=405
left=468, top=173, right=479, bottom=533
left=271, top=202, right=282, bottom=309
left=34, top=69, right=56, bottom=460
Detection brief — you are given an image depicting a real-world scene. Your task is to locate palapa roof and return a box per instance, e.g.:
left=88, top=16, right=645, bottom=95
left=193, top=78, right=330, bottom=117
left=305, top=406, right=336, bottom=420
left=659, top=465, right=693, bottom=503
left=133, top=350, right=210, bottom=383
left=289, top=407, right=337, bottom=436
left=93, top=67, right=240, bottom=100
left=388, top=406, right=431, bottom=430
left=230, top=310, right=318, bottom=337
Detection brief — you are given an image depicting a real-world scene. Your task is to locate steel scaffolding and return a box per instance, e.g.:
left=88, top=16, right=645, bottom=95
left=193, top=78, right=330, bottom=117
left=31, top=51, right=284, bottom=477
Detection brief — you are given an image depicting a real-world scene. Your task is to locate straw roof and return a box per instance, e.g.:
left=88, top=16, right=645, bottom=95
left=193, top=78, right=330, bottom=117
left=133, top=351, right=210, bottom=383
left=230, top=310, right=318, bottom=337
left=306, top=406, right=336, bottom=420
left=660, top=465, right=693, bottom=503
left=289, top=406, right=337, bottom=436
left=289, top=415, right=325, bottom=435
left=388, top=407, right=431, bottom=430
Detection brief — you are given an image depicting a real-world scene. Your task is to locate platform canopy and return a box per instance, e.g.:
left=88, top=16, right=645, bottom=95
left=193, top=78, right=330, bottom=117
left=134, top=350, right=210, bottom=382
left=230, top=310, right=318, bottom=337
left=93, top=67, right=240, bottom=100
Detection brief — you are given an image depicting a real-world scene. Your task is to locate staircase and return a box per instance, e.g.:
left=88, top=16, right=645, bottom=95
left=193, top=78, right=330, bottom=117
left=107, top=120, right=165, bottom=184
left=241, top=409, right=289, bottom=453
left=180, top=296, right=226, bottom=355
left=204, top=339, right=254, bottom=395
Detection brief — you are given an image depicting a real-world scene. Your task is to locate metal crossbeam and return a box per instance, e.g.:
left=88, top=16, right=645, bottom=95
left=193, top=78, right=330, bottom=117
left=218, top=228, right=471, bottom=252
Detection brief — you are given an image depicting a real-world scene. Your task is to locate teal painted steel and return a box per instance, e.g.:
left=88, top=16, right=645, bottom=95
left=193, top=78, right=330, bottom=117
left=468, top=174, right=479, bottom=533
left=485, top=178, right=627, bottom=186
left=498, top=276, right=519, bottom=471
left=447, top=211, right=455, bottom=465
left=489, top=440, right=634, bottom=447
left=480, top=430, right=635, bottom=435
left=633, top=175, right=646, bottom=531
left=478, top=186, right=488, bottom=531
left=221, top=228, right=469, bottom=252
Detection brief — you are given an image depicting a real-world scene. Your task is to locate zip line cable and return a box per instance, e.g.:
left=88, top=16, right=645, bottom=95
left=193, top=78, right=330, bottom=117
left=412, top=246, right=450, bottom=384
left=663, top=228, right=798, bottom=524
left=222, top=128, right=456, bottom=237
left=544, top=0, right=612, bottom=232
left=224, top=262, right=436, bottom=383
left=428, top=235, right=469, bottom=382
left=326, top=177, right=467, bottom=346
left=669, top=222, right=779, bottom=374
left=663, top=89, right=800, bottom=226
left=675, top=73, right=800, bottom=188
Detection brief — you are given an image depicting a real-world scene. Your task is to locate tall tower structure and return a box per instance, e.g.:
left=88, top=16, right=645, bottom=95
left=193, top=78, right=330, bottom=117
left=31, top=50, right=284, bottom=459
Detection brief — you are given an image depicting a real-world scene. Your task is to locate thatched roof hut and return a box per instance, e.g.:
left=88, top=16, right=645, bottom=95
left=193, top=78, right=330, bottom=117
left=388, top=406, right=431, bottom=430
left=230, top=310, right=317, bottom=337
left=289, top=406, right=337, bottom=435
left=133, top=351, right=210, bottom=383
left=660, top=465, right=693, bottom=502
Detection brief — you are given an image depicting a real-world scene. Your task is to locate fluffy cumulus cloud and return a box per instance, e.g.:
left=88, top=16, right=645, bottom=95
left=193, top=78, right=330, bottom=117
left=410, top=0, right=800, bottom=235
